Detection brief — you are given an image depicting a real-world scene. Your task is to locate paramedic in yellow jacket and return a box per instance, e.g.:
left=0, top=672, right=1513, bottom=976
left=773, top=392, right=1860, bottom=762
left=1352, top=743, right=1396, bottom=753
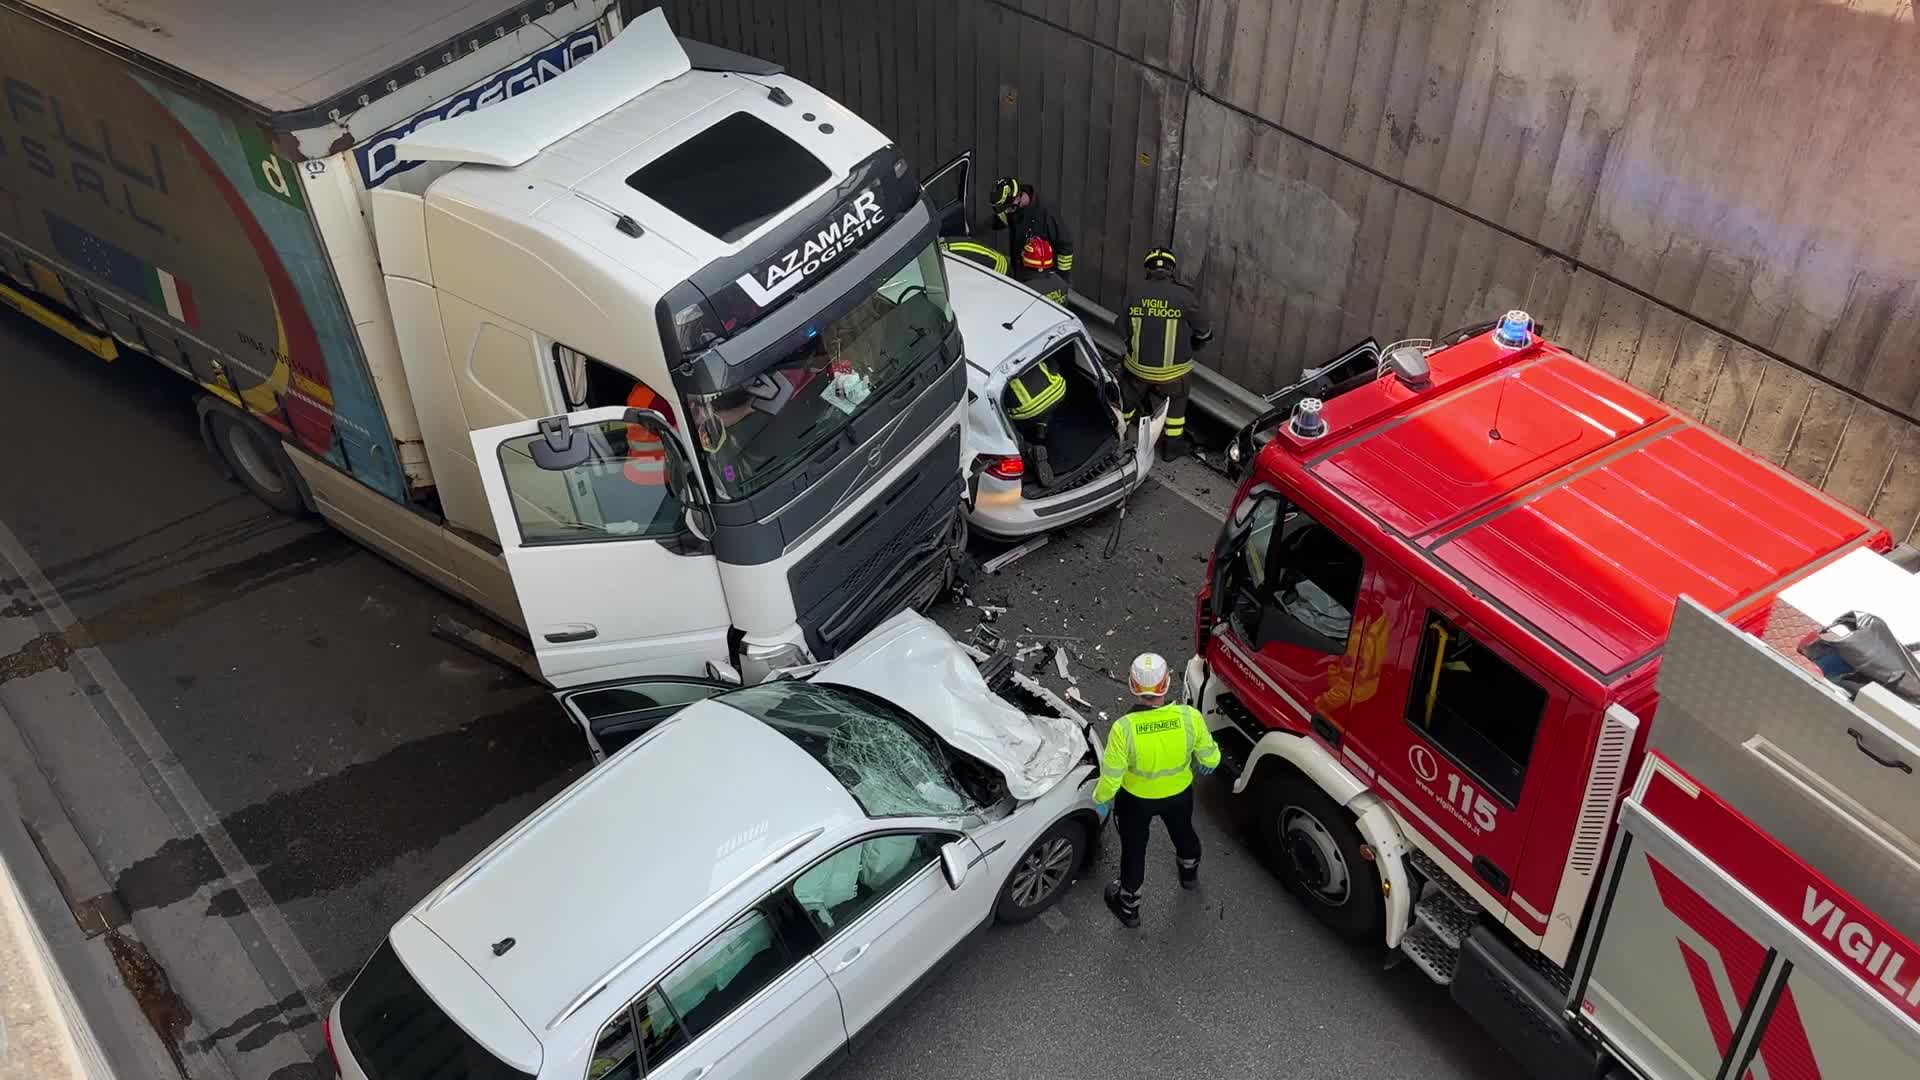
left=1095, top=652, right=1222, bottom=928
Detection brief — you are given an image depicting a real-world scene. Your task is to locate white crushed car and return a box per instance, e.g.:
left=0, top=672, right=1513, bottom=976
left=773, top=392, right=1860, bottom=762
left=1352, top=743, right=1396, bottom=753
left=327, top=611, right=1104, bottom=1080
left=918, top=152, right=1165, bottom=542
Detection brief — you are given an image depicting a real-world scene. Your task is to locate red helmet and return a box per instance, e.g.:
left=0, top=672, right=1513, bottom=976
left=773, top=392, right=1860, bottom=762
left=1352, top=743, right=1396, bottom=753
left=1020, top=236, right=1055, bottom=272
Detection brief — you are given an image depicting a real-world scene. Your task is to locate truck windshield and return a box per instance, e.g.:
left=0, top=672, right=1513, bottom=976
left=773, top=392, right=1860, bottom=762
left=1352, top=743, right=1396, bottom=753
left=686, top=241, right=953, bottom=500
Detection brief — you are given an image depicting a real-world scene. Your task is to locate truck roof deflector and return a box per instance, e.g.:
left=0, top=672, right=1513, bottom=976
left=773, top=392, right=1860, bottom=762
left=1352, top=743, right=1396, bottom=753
left=392, top=8, right=693, bottom=170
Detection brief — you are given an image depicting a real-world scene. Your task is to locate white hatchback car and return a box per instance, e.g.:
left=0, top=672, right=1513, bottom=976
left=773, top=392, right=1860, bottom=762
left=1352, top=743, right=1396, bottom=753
left=326, top=612, right=1103, bottom=1080
left=945, top=255, right=1163, bottom=541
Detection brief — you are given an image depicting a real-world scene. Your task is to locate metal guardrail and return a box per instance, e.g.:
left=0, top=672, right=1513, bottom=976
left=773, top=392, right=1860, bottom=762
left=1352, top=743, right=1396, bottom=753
left=1065, top=290, right=1267, bottom=432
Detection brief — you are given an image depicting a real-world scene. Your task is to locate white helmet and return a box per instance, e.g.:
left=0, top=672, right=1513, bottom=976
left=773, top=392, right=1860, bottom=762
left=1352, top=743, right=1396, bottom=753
left=1129, top=652, right=1171, bottom=697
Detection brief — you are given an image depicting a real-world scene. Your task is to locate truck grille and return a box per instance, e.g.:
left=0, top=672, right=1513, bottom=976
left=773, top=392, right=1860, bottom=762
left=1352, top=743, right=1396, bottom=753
left=790, top=427, right=963, bottom=658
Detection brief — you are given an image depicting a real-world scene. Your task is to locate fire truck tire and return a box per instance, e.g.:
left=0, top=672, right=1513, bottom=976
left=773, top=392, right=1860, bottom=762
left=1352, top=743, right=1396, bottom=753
left=1260, top=771, right=1383, bottom=941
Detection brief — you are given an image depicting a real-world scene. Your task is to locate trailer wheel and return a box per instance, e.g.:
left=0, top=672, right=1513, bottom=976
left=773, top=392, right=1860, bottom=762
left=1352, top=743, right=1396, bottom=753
left=209, top=412, right=306, bottom=516
left=1260, top=770, right=1382, bottom=942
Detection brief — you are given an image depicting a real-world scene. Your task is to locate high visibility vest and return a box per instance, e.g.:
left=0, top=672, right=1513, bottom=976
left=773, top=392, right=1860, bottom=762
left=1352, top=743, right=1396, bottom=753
left=1094, top=703, right=1222, bottom=802
left=624, top=383, right=674, bottom=486
left=1006, top=360, right=1066, bottom=422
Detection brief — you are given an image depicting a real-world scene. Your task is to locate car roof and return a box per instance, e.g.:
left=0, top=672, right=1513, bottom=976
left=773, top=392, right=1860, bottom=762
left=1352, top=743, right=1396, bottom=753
left=22, top=0, right=533, bottom=115
left=1286, top=335, right=1878, bottom=682
left=943, top=254, right=1075, bottom=387
left=410, top=701, right=861, bottom=1031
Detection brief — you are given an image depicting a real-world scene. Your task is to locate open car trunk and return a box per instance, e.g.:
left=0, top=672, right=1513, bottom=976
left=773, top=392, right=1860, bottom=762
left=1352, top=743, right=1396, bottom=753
left=1003, top=340, right=1123, bottom=497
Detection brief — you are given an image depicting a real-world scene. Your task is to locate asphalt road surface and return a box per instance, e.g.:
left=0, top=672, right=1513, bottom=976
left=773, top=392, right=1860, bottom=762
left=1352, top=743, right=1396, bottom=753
left=0, top=308, right=1519, bottom=1080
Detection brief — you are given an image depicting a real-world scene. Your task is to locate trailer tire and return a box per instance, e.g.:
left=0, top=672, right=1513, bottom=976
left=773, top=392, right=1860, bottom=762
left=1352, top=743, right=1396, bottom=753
left=1260, top=769, right=1383, bottom=942
left=209, top=412, right=306, bottom=516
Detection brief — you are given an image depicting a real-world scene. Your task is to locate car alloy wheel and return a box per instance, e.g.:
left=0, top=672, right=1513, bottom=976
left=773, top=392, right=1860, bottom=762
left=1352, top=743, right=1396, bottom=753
left=1009, top=834, right=1074, bottom=909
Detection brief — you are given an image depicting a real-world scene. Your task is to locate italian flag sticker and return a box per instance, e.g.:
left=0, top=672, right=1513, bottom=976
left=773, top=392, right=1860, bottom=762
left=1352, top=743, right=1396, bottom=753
left=153, top=266, right=198, bottom=327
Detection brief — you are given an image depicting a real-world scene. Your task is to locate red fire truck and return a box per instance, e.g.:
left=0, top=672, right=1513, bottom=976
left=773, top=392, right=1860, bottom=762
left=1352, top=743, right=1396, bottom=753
left=1184, top=313, right=1920, bottom=1077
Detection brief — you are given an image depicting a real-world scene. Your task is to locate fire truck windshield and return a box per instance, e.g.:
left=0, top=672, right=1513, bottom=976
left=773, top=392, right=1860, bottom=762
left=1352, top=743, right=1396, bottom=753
left=685, top=240, right=953, bottom=501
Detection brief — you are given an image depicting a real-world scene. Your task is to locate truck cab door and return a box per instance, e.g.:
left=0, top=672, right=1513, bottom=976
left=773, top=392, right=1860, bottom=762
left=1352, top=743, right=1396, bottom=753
left=470, top=405, right=732, bottom=688
left=921, top=151, right=972, bottom=237
left=926, top=151, right=1010, bottom=275
left=1359, top=592, right=1565, bottom=935
left=1208, top=487, right=1370, bottom=742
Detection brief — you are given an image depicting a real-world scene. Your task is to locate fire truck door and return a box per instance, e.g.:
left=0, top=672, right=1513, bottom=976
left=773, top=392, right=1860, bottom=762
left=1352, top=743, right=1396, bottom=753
left=1363, top=593, right=1564, bottom=927
left=1209, top=489, right=1368, bottom=738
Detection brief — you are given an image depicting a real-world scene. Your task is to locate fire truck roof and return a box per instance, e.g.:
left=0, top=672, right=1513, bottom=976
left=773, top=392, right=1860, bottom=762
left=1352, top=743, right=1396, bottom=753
left=1290, top=332, right=1881, bottom=681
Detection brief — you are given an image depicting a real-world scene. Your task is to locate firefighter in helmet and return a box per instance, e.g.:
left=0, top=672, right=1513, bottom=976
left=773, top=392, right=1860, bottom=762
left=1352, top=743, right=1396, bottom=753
left=1093, top=652, right=1222, bottom=929
left=1119, top=246, right=1213, bottom=461
left=988, top=176, right=1075, bottom=283
left=1015, top=237, right=1069, bottom=306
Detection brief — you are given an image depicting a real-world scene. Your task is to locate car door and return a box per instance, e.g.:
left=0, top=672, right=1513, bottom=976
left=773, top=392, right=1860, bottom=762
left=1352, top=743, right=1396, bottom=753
left=554, top=676, right=732, bottom=762
left=470, top=405, right=732, bottom=687
left=1209, top=487, right=1369, bottom=741
left=785, top=831, right=995, bottom=1046
left=636, top=905, right=847, bottom=1080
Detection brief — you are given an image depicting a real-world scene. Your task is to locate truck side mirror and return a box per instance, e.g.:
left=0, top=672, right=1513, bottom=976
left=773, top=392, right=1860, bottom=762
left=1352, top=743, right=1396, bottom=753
left=531, top=416, right=592, bottom=470
left=683, top=505, right=714, bottom=541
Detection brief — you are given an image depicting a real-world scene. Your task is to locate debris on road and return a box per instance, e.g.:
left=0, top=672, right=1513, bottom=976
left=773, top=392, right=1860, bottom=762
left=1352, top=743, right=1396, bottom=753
left=981, top=535, right=1048, bottom=574
left=1066, top=686, right=1090, bottom=708
left=1054, top=647, right=1071, bottom=680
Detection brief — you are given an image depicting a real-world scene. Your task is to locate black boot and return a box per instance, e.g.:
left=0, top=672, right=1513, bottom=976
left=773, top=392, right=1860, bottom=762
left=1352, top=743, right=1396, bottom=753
left=1178, top=857, right=1200, bottom=891
left=1104, top=882, right=1140, bottom=928
left=1032, top=443, right=1056, bottom=487
left=1159, top=436, right=1190, bottom=462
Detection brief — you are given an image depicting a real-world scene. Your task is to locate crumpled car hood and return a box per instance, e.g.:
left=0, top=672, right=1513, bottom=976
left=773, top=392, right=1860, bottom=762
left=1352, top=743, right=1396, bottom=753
left=815, top=611, right=1087, bottom=800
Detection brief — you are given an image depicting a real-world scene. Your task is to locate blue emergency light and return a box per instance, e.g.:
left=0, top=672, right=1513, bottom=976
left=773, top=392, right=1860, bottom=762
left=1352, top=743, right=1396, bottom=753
left=1495, top=310, right=1533, bottom=348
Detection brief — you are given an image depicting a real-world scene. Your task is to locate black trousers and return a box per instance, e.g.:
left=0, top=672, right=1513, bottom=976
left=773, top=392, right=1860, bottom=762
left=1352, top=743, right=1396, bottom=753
left=1122, top=371, right=1190, bottom=434
left=1116, top=786, right=1202, bottom=894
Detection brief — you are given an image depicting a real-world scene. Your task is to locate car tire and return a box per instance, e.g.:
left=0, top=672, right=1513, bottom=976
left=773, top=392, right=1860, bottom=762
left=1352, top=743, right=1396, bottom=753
left=994, top=818, right=1084, bottom=924
left=1259, top=769, right=1383, bottom=942
left=209, top=411, right=307, bottom=516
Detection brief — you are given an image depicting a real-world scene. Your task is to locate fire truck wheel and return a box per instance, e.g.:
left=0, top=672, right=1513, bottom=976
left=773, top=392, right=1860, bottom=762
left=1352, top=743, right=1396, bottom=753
left=1261, top=771, right=1383, bottom=941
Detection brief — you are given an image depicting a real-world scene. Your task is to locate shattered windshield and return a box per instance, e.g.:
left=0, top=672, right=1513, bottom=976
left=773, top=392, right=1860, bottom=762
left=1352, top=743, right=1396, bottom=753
left=717, top=680, right=967, bottom=817
left=687, top=241, right=953, bottom=500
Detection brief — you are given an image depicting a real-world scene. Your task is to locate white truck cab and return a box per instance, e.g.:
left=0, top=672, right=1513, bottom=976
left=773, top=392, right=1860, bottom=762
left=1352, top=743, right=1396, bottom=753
left=359, top=12, right=971, bottom=685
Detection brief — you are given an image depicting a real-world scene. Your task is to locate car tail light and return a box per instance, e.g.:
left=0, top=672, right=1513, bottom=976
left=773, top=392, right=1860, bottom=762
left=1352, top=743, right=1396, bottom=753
left=983, top=454, right=1024, bottom=480
left=324, top=1014, right=339, bottom=1072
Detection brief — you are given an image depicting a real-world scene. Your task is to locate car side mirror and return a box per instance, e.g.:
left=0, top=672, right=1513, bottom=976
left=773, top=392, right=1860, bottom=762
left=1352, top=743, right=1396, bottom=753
left=939, top=840, right=971, bottom=890
left=1225, top=428, right=1252, bottom=480
left=704, top=660, right=743, bottom=685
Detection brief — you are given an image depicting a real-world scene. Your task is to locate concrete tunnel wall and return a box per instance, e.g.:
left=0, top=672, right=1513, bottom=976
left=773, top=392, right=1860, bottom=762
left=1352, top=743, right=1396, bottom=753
left=650, top=0, right=1920, bottom=540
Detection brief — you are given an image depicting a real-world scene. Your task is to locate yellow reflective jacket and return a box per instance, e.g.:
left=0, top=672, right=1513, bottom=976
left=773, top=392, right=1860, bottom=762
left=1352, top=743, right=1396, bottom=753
left=1095, top=703, right=1222, bottom=802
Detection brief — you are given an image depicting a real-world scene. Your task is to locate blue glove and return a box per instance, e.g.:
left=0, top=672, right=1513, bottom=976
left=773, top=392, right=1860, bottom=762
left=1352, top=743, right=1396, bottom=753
left=1196, top=760, right=1217, bottom=776
left=1094, top=800, right=1112, bottom=822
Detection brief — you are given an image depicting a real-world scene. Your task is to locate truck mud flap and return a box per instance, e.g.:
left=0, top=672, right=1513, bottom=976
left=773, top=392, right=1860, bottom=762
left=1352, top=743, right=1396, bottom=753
left=1451, top=926, right=1602, bottom=1080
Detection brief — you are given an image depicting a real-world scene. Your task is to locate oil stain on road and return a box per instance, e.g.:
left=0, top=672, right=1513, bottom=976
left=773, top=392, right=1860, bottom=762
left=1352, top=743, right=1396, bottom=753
left=0, top=528, right=356, bottom=684
left=114, top=693, right=583, bottom=915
